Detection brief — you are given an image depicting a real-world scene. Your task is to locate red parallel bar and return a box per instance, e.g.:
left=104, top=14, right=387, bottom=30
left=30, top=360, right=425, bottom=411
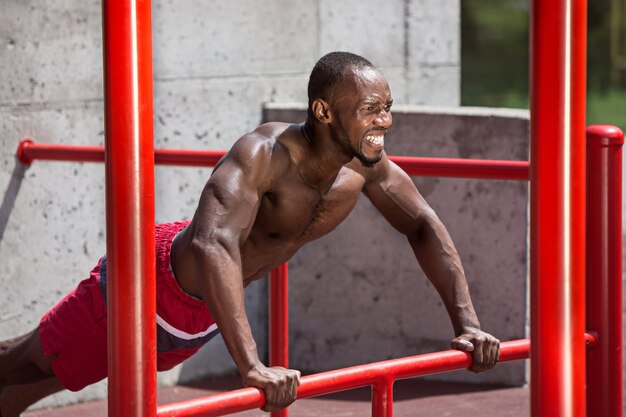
left=102, top=1, right=156, bottom=417
left=157, top=334, right=596, bottom=417
left=16, top=139, right=225, bottom=167
left=586, top=125, right=623, bottom=417
left=269, top=263, right=289, bottom=417
left=156, top=338, right=539, bottom=417
left=155, top=148, right=224, bottom=167
left=16, top=140, right=530, bottom=180
left=371, top=376, right=394, bottom=417
left=530, top=0, right=587, bottom=416
left=391, top=155, right=530, bottom=180
left=17, top=139, right=106, bottom=164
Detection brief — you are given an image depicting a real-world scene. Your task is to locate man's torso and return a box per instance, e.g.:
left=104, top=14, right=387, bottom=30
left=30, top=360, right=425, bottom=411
left=171, top=123, right=372, bottom=297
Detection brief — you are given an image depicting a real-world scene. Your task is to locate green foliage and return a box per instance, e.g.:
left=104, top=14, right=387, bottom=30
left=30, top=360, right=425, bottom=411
left=588, top=89, right=626, bottom=130
left=461, top=0, right=529, bottom=107
left=461, top=0, right=625, bottom=129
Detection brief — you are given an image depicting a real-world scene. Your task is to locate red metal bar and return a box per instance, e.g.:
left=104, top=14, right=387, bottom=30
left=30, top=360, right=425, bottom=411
left=16, top=140, right=530, bottom=180
left=157, top=337, right=597, bottom=417
left=269, top=263, right=290, bottom=417
left=155, top=148, right=224, bottom=167
left=586, top=125, right=623, bottom=417
left=371, top=377, right=394, bottom=417
left=390, top=155, right=530, bottom=180
left=16, top=139, right=225, bottom=167
left=530, top=0, right=587, bottom=416
left=17, top=139, right=105, bottom=164
left=102, top=1, right=156, bottom=417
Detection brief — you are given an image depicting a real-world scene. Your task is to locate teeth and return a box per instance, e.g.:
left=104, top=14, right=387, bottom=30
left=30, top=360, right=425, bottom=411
left=365, top=135, right=384, bottom=145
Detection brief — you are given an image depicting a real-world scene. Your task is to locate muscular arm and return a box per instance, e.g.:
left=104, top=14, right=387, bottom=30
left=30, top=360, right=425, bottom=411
left=189, top=134, right=300, bottom=409
left=191, top=174, right=260, bottom=374
left=363, top=154, right=500, bottom=372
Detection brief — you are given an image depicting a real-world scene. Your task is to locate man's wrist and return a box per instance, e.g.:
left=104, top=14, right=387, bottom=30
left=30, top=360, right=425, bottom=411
left=453, top=317, right=482, bottom=336
left=237, top=353, right=263, bottom=377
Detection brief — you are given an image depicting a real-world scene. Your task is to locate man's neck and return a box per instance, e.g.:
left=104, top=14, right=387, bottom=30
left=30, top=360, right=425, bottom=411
left=298, top=120, right=352, bottom=192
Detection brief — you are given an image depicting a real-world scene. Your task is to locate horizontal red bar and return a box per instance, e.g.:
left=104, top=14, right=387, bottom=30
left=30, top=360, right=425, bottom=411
left=17, top=139, right=529, bottom=180
left=17, top=139, right=225, bottom=167
left=392, top=155, right=530, bottom=180
left=157, top=335, right=595, bottom=417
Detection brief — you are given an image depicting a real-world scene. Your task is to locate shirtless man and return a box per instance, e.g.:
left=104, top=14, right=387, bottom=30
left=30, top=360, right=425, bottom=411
left=0, top=52, right=500, bottom=416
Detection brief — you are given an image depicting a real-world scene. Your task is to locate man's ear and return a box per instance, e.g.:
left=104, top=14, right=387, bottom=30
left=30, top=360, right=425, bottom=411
left=311, top=99, right=332, bottom=124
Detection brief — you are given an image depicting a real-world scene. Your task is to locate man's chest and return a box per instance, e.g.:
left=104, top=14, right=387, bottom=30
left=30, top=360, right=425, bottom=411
left=254, top=169, right=366, bottom=243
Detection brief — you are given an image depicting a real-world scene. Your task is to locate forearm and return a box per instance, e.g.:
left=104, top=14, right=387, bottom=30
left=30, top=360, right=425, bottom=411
left=192, top=240, right=260, bottom=375
left=409, top=215, right=481, bottom=335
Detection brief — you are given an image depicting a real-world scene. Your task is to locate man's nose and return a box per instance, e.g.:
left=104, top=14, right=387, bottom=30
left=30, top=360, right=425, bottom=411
left=374, top=110, right=392, bottom=128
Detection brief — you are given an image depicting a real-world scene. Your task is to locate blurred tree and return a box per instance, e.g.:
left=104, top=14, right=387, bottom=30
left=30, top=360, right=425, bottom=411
left=461, top=0, right=529, bottom=107
left=588, top=0, right=612, bottom=90
left=461, top=0, right=624, bottom=125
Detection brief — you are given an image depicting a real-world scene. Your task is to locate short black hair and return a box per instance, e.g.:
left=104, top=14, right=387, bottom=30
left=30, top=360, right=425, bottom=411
left=307, top=51, right=374, bottom=107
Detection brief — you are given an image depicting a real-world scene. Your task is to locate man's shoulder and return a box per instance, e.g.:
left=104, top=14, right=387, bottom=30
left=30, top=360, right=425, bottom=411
left=224, top=123, right=295, bottom=178
left=230, top=123, right=288, bottom=156
left=234, top=122, right=295, bottom=150
left=251, top=122, right=293, bottom=139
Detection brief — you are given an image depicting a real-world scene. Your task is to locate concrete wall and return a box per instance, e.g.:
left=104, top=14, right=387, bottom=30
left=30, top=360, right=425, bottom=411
left=264, top=104, right=530, bottom=386
left=0, top=0, right=460, bottom=410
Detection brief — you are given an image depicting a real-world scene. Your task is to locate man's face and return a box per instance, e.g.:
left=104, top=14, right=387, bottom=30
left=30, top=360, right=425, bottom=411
left=329, top=67, right=393, bottom=167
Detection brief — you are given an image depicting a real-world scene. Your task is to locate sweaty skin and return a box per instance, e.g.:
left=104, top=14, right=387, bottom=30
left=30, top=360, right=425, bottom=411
left=169, top=66, right=500, bottom=411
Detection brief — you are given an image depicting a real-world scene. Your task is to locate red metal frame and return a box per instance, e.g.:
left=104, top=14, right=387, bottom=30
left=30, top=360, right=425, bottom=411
left=155, top=338, right=533, bottom=417
left=16, top=139, right=225, bottom=167
left=15, top=0, right=623, bottom=413
left=586, top=125, right=624, bottom=417
left=16, top=140, right=530, bottom=181
left=16, top=127, right=623, bottom=416
left=102, top=1, right=157, bottom=417
left=269, top=263, right=290, bottom=417
left=155, top=335, right=596, bottom=417
left=530, top=0, right=587, bottom=415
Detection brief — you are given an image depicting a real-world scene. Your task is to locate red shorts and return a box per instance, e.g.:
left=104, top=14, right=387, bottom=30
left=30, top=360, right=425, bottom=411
left=39, top=221, right=218, bottom=392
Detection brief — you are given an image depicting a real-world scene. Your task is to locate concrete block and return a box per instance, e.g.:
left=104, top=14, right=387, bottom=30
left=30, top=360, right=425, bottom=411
left=0, top=0, right=102, bottom=105
left=152, top=0, right=318, bottom=78
left=407, top=65, right=460, bottom=105
left=407, top=0, right=460, bottom=66
left=318, top=0, right=406, bottom=68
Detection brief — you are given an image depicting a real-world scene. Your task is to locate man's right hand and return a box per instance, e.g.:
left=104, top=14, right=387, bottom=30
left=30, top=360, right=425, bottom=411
left=243, top=363, right=301, bottom=412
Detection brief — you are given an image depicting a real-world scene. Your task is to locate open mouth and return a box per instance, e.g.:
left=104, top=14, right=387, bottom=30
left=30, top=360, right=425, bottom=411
left=364, top=133, right=385, bottom=148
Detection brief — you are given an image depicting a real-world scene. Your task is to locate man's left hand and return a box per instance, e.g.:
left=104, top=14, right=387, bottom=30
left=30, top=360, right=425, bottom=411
left=450, top=328, right=500, bottom=372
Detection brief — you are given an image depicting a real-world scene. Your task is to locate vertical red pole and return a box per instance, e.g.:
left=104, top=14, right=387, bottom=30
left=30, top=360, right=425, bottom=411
left=371, top=377, right=394, bottom=417
left=270, top=263, right=289, bottom=417
left=530, top=0, right=587, bottom=416
left=586, top=125, right=623, bottom=417
left=102, top=1, right=156, bottom=417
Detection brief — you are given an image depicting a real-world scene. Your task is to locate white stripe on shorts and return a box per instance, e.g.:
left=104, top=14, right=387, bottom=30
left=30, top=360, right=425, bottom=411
left=156, top=314, right=218, bottom=340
